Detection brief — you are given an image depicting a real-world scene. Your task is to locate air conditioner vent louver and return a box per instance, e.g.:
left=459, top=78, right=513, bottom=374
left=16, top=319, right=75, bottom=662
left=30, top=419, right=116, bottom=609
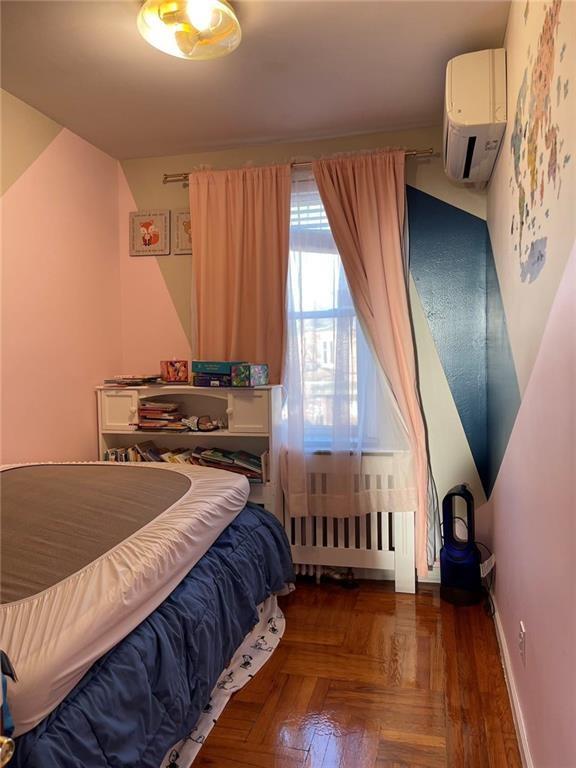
left=462, top=136, right=477, bottom=179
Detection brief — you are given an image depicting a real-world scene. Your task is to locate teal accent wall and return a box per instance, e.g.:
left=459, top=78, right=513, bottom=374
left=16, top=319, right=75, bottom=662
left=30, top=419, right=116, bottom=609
left=407, top=186, right=520, bottom=498
left=407, top=186, right=489, bottom=495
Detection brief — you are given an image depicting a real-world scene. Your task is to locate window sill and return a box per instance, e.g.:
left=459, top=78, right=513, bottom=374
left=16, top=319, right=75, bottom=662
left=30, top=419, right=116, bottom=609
left=306, top=449, right=402, bottom=457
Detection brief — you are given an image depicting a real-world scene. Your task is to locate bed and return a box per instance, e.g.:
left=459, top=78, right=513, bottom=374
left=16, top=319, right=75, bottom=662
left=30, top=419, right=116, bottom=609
left=0, top=462, right=294, bottom=767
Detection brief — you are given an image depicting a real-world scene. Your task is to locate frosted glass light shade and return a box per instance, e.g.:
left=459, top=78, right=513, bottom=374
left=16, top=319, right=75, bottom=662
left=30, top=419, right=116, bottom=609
left=137, top=0, right=241, bottom=60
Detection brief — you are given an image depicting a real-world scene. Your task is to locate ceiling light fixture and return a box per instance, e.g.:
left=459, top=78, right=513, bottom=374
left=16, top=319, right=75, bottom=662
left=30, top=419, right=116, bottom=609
left=137, top=0, right=241, bottom=61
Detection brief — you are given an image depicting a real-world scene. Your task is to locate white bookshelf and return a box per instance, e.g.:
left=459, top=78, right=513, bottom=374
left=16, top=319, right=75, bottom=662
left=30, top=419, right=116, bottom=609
left=96, top=384, right=283, bottom=521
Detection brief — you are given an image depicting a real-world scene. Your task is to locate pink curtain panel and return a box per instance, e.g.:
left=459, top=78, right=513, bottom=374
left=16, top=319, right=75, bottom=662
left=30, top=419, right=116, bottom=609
left=313, top=150, right=430, bottom=576
left=188, top=164, right=291, bottom=385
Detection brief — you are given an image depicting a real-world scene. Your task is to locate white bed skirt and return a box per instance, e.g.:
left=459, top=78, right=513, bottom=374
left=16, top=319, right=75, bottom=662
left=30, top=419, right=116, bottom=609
left=161, top=594, right=287, bottom=768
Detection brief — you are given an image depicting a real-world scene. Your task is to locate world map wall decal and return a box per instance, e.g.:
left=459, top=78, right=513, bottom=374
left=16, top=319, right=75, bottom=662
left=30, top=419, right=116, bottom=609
left=509, top=0, right=571, bottom=283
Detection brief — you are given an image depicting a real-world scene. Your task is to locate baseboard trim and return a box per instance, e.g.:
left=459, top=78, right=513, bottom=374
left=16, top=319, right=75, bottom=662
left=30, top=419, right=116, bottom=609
left=351, top=567, right=395, bottom=581
left=417, top=562, right=441, bottom=583
left=492, top=597, right=534, bottom=768
left=353, top=563, right=441, bottom=584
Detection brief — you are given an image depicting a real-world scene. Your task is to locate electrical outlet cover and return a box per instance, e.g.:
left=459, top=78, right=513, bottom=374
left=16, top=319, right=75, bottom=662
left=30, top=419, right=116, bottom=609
left=518, top=621, right=526, bottom=666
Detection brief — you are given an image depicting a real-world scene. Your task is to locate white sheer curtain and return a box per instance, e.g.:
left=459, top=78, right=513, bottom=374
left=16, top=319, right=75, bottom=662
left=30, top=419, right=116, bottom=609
left=281, top=170, right=417, bottom=518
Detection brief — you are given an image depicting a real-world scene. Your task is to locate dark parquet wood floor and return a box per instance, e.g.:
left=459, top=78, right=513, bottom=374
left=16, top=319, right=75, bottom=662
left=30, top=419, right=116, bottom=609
left=195, top=581, right=522, bottom=767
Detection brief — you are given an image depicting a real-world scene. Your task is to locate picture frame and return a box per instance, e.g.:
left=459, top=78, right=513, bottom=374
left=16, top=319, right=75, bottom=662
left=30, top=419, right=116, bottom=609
left=129, top=210, right=170, bottom=256
left=173, top=209, right=192, bottom=255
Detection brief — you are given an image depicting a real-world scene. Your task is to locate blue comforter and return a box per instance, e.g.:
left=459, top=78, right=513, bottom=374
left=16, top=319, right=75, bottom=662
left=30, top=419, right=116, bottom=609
left=13, top=504, right=294, bottom=767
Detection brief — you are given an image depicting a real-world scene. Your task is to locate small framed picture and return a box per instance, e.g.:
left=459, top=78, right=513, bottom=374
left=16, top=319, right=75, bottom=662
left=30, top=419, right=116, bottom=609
left=129, top=210, right=170, bottom=256
left=173, top=210, right=192, bottom=255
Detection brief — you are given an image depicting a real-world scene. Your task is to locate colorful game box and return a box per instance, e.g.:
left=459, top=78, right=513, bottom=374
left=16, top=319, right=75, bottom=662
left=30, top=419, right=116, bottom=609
left=160, top=360, right=189, bottom=382
left=192, top=361, right=269, bottom=387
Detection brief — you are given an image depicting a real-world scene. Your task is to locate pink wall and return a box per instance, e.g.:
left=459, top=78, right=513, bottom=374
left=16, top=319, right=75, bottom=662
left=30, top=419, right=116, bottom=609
left=1, top=129, right=122, bottom=462
left=1, top=130, right=193, bottom=464
left=490, top=242, right=576, bottom=766
left=117, top=166, right=191, bottom=373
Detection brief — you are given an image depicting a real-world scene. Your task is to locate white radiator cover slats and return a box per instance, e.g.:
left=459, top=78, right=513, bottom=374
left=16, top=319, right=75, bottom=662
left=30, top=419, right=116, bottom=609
left=285, top=462, right=416, bottom=593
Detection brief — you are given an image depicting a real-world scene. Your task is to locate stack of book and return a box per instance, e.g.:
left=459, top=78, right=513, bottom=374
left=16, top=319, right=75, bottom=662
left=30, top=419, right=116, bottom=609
left=138, top=401, right=188, bottom=432
left=104, top=375, right=160, bottom=387
left=104, top=441, right=163, bottom=462
left=104, top=446, right=144, bottom=462
left=158, top=447, right=195, bottom=463
left=134, top=441, right=164, bottom=461
left=190, top=448, right=266, bottom=483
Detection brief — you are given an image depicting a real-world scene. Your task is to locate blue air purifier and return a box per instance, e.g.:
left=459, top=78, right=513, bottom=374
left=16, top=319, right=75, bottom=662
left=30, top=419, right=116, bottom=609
left=440, top=484, right=483, bottom=605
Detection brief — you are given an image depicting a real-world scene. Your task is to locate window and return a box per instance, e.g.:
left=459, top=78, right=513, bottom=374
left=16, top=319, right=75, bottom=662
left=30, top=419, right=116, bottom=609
left=285, top=171, right=407, bottom=453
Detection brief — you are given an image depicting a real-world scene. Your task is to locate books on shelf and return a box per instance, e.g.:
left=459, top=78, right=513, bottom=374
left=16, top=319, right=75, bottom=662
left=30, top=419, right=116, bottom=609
left=199, top=448, right=235, bottom=465
left=139, top=401, right=180, bottom=413
left=138, top=421, right=190, bottom=432
left=139, top=412, right=183, bottom=420
left=138, top=401, right=187, bottom=431
left=104, top=441, right=268, bottom=483
left=135, top=441, right=164, bottom=461
left=104, top=375, right=160, bottom=387
left=136, top=400, right=222, bottom=433
left=193, top=447, right=266, bottom=482
left=229, top=450, right=264, bottom=473
left=160, top=448, right=194, bottom=463
left=103, top=446, right=144, bottom=462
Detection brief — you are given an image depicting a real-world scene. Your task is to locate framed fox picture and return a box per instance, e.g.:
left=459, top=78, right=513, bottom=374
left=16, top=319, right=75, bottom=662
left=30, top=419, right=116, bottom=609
left=173, top=210, right=192, bottom=255
left=129, top=210, right=170, bottom=256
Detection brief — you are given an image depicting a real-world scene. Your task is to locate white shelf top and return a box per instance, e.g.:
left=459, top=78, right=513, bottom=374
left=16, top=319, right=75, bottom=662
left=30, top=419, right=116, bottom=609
left=102, top=429, right=270, bottom=437
left=96, top=384, right=280, bottom=391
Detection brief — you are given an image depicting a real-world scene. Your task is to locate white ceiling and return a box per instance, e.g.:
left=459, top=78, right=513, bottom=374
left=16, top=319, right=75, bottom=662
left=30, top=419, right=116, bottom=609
left=1, top=0, right=509, bottom=160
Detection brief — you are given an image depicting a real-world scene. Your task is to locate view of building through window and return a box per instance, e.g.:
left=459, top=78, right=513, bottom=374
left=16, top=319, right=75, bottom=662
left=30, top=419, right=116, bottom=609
left=287, top=248, right=360, bottom=444
left=288, top=179, right=361, bottom=448
left=287, top=174, right=406, bottom=454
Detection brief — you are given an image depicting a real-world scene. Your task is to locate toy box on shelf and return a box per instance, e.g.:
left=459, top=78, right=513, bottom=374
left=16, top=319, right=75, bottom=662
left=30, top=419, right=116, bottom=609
left=191, top=361, right=269, bottom=388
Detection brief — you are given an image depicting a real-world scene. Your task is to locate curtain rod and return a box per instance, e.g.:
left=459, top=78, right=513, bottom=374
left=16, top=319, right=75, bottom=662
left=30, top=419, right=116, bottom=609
left=162, top=147, right=434, bottom=185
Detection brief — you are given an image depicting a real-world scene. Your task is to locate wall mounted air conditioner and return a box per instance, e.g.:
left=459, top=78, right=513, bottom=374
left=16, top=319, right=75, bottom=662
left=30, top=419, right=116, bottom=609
left=443, top=48, right=507, bottom=184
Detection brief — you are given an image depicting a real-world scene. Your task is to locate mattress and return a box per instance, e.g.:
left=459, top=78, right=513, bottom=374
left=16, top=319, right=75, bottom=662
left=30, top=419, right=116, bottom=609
left=0, top=462, right=250, bottom=736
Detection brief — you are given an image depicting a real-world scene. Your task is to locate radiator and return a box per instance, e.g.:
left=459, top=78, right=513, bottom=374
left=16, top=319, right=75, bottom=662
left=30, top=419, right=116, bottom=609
left=287, top=512, right=395, bottom=570
left=284, top=456, right=416, bottom=593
